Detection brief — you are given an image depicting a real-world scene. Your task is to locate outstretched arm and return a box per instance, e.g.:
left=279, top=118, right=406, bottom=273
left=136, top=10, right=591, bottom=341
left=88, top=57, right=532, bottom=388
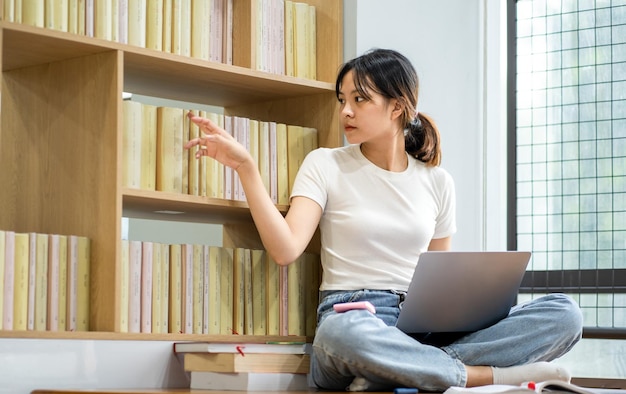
left=183, top=113, right=321, bottom=265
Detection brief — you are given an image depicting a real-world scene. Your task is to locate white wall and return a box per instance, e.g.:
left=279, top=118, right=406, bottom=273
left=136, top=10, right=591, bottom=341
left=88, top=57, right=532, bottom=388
left=344, top=0, right=507, bottom=252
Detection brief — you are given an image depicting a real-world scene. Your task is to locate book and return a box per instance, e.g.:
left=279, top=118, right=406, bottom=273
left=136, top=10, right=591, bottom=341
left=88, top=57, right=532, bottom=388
left=12, top=232, right=29, bottom=331
left=3, top=231, right=14, bottom=330
left=76, top=237, right=90, bottom=331
left=207, top=245, right=221, bottom=334
left=168, top=243, right=182, bottom=333
left=444, top=380, right=596, bottom=394
left=119, top=239, right=130, bottom=332
left=250, top=249, right=267, bottom=335
left=183, top=352, right=310, bottom=374
left=156, top=106, right=184, bottom=193
left=173, top=341, right=307, bottom=355
left=57, top=235, right=68, bottom=331
left=127, top=0, right=147, bottom=47
left=46, top=234, right=60, bottom=331
left=146, top=0, right=164, bottom=51
left=220, top=247, right=234, bottom=335
left=122, top=100, right=143, bottom=189
left=128, top=239, right=142, bottom=333
left=189, top=371, right=309, bottom=391
left=141, top=241, right=153, bottom=333
left=34, top=233, right=49, bottom=331
left=141, top=103, right=158, bottom=191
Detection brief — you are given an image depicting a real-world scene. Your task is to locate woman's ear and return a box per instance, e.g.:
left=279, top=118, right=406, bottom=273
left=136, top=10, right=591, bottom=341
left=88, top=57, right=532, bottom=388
left=390, top=99, right=404, bottom=120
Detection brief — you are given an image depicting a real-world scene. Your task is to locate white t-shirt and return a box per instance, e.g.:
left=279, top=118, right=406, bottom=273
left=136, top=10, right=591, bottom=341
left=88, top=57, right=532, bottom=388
left=291, top=144, right=457, bottom=291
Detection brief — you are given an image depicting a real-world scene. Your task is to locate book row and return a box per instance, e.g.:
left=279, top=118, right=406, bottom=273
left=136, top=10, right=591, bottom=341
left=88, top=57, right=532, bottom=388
left=121, top=240, right=320, bottom=336
left=122, top=100, right=318, bottom=205
left=0, top=230, right=91, bottom=332
left=4, top=0, right=317, bottom=79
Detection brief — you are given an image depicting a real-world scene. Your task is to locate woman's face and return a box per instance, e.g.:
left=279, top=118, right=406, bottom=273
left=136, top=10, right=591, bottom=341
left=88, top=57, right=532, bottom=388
left=337, top=71, right=400, bottom=145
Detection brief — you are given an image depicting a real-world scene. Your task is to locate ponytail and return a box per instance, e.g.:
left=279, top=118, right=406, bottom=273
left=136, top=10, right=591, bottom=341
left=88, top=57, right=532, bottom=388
left=404, top=112, right=441, bottom=167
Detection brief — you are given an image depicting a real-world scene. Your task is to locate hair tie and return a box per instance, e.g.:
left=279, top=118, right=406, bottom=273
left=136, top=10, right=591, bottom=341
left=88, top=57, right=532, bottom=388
left=410, top=115, right=422, bottom=129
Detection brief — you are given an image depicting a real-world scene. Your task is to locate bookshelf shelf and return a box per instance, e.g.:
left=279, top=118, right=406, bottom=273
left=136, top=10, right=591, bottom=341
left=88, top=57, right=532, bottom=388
left=0, top=0, right=342, bottom=338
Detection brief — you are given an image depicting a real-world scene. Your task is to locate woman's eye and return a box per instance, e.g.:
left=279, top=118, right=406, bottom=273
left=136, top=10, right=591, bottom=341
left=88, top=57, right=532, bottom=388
left=355, top=96, right=365, bottom=102
left=338, top=98, right=345, bottom=104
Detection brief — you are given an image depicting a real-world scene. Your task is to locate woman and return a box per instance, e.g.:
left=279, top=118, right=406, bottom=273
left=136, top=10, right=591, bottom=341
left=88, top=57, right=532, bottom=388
left=184, top=48, right=583, bottom=392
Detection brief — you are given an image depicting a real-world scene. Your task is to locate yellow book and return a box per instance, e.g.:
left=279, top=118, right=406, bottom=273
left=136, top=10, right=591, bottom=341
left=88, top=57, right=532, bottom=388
left=207, top=246, right=221, bottom=334
left=156, top=106, right=184, bottom=193
left=2, top=231, right=14, bottom=330
left=192, top=243, right=203, bottom=334
left=292, top=1, right=309, bottom=79
left=21, top=0, right=45, bottom=27
left=119, top=239, right=130, bottom=333
left=251, top=249, right=266, bottom=335
left=76, top=236, right=90, bottom=331
left=151, top=242, right=162, bottom=334
left=34, top=233, right=48, bottom=331
left=286, top=124, right=304, bottom=196
left=47, top=234, right=60, bottom=331
left=3, top=1, right=16, bottom=22
left=12, top=233, right=29, bottom=331
left=187, top=109, right=200, bottom=196
left=57, top=235, right=68, bottom=331
left=183, top=352, right=310, bottom=374
left=128, top=239, right=142, bottom=333
left=141, top=103, right=158, bottom=191
left=0, top=230, right=5, bottom=326
left=45, top=0, right=69, bottom=31
left=287, top=253, right=305, bottom=336
left=122, top=100, right=143, bottom=189
left=182, top=109, right=190, bottom=195
left=275, top=122, right=289, bottom=205
left=190, top=0, right=209, bottom=60
left=160, top=243, right=170, bottom=334
left=220, top=247, right=233, bottom=335
left=127, top=0, right=147, bottom=47
left=307, top=4, right=316, bottom=80
left=205, top=112, right=225, bottom=199
left=146, top=0, right=164, bottom=51
left=94, top=0, right=113, bottom=40
left=68, top=0, right=78, bottom=34
left=110, top=0, right=119, bottom=42
left=232, top=247, right=246, bottom=335
left=172, top=0, right=191, bottom=56
left=77, top=0, right=86, bottom=35
left=243, top=248, right=253, bottom=335
left=169, top=243, right=182, bottom=333
left=162, top=0, right=172, bottom=52
left=284, top=0, right=295, bottom=77
left=265, top=253, right=280, bottom=335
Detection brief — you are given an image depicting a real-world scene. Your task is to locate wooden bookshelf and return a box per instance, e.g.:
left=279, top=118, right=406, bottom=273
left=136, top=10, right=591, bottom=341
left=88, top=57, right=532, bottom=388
left=0, top=0, right=343, bottom=338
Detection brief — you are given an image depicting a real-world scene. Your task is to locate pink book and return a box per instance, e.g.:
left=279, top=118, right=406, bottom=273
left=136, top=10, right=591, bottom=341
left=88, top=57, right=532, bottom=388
left=141, top=241, right=153, bottom=333
left=27, top=233, right=37, bottom=330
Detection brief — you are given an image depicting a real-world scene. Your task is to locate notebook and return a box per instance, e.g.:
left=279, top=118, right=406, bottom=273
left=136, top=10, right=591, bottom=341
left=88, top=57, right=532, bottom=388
left=395, top=251, right=531, bottom=334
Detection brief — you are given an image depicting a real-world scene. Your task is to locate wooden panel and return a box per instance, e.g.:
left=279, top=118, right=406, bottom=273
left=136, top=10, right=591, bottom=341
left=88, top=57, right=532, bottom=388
left=0, top=50, right=122, bottom=332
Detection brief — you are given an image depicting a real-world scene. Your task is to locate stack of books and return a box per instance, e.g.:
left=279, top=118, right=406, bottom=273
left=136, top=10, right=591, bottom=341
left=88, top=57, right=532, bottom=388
left=174, top=341, right=311, bottom=391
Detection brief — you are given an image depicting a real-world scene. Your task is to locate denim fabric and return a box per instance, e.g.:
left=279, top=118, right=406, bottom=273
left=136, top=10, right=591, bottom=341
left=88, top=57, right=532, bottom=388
left=310, top=290, right=583, bottom=392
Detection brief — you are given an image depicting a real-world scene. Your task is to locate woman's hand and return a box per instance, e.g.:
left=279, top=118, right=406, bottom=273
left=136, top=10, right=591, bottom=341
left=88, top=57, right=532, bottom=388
left=183, top=112, right=252, bottom=170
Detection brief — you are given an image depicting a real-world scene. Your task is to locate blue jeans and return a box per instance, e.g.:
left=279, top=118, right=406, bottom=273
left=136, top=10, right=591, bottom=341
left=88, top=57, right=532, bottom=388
left=310, top=289, right=583, bottom=392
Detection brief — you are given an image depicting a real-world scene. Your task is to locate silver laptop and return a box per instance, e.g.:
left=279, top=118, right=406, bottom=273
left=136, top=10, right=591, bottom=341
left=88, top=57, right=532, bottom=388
left=395, top=251, right=531, bottom=334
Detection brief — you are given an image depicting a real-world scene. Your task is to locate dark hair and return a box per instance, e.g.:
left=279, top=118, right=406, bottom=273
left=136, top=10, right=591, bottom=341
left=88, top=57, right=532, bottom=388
left=335, top=48, right=441, bottom=166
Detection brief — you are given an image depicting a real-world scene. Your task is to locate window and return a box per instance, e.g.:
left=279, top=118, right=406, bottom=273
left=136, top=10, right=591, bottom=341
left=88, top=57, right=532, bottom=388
left=510, top=0, right=626, bottom=333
